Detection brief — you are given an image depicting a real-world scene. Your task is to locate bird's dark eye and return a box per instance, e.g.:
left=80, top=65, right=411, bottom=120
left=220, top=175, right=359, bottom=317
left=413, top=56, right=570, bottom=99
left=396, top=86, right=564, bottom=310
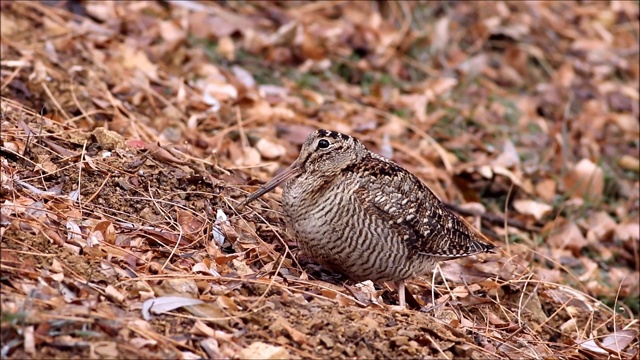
left=317, top=139, right=330, bottom=149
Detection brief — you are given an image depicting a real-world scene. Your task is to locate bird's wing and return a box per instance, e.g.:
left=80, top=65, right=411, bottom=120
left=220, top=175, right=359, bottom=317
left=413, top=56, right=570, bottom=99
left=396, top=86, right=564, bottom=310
left=350, top=155, right=495, bottom=259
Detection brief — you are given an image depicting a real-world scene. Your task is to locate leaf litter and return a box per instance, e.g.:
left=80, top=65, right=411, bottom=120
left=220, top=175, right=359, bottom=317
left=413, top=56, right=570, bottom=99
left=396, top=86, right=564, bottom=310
left=1, top=1, right=638, bottom=359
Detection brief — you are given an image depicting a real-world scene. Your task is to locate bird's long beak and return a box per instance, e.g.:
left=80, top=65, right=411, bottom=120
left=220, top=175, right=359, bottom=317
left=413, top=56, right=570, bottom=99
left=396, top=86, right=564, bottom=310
left=237, top=161, right=302, bottom=210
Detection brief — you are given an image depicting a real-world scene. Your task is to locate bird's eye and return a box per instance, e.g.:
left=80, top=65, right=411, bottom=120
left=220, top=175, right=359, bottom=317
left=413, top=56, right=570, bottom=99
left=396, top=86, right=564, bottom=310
left=317, top=139, right=330, bottom=149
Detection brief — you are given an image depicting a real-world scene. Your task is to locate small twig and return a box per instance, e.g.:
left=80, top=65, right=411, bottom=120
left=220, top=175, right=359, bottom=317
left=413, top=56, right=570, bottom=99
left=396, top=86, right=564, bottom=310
left=84, top=173, right=112, bottom=204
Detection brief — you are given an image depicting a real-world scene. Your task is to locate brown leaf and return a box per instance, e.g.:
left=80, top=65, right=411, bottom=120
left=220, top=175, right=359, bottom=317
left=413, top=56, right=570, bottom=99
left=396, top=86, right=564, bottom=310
left=563, top=159, right=604, bottom=203
left=513, top=199, right=553, bottom=221
left=547, top=222, right=587, bottom=255
left=270, top=315, right=307, bottom=345
left=146, top=142, right=188, bottom=165
left=176, top=209, right=205, bottom=238
left=585, top=212, right=616, bottom=243
left=239, top=342, right=290, bottom=360
left=255, top=138, right=287, bottom=160
left=535, top=179, right=557, bottom=202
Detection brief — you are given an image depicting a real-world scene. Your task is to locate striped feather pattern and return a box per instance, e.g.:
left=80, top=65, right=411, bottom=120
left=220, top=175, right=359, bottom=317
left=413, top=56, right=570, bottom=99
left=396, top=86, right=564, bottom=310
left=272, top=129, right=495, bottom=283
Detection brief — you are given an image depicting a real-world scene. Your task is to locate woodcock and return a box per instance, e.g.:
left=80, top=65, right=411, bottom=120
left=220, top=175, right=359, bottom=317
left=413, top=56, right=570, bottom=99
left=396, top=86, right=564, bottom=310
left=240, top=129, right=495, bottom=307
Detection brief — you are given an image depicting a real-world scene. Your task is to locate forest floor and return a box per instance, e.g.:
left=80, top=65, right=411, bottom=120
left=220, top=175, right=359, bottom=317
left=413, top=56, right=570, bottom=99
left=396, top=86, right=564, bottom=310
left=1, top=1, right=638, bottom=359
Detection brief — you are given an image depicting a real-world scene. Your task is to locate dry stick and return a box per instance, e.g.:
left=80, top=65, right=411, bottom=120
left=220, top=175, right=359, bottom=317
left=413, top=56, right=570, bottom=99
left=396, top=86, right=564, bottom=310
left=74, top=197, right=196, bottom=249
left=84, top=173, right=112, bottom=204
left=376, top=1, right=411, bottom=67
left=610, top=274, right=626, bottom=358
left=504, top=182, right=515, bottom=254
left=76, top=139, right=88, bottom=216
left=68, top=76, right=94, bottom=127
left=0, top=145, right=38, bottom=168
left=0, top=248, right=57, bottom=258
left=239, top=210, right=317, bottom=304
left=232, top=198, right=305, bottom=272
left=164, top=304, right=272, bottom=323
left=127, top=325, right=194, bottom=355
left=488, top=278, right=604, bottom=349
left=491, top=288, right=538, bottom=358
left=0, top=64, right=24, bottom=91
left=40, top=82, right=70, bottom=121
left=526, top=247, right=590, bottom=294
left=222, top=195, right=292, bottom=311
left=236, top=106, right=249, bottom=150
left=123, top=274, right=343, bottom=306
left=211, top=115, right=260, bottom=154
left=519, top=281, right=543, bottom=327
left=516, top=272, right=535, bottom=324
left=146, top=184, right=184, bottom=272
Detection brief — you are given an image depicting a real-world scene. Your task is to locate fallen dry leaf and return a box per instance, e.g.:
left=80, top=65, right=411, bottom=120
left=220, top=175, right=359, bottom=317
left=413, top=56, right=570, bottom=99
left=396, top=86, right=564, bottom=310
left=142, top=296, right=205, bottom=321
left=513, top=199, right=553, bottom=221
left=239, top=342, right=290, bottom=360
left=563, top=158, right=604, bottom=203
left=546, top=222, right=588, bottom=255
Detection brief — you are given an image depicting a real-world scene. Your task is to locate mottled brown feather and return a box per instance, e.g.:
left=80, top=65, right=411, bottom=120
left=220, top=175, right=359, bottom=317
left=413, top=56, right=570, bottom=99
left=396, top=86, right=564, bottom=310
left=241, top=129, right=496, bottom=290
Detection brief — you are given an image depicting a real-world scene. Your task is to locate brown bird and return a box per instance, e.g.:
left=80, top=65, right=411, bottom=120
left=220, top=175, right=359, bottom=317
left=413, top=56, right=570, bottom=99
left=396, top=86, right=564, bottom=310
left=240, top=129, right=495, bottom=307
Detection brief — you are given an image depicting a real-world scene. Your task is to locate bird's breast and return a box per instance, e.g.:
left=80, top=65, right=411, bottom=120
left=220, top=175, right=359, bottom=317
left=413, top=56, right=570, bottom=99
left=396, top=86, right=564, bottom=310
left=278, top=174, right=432, bottom=282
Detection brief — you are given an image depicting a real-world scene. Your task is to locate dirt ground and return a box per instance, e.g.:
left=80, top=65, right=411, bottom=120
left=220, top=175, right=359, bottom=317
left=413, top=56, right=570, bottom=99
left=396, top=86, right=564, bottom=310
left=1, top=113, right=635, bottom=358
left=1, top=1, right=638, bottom=359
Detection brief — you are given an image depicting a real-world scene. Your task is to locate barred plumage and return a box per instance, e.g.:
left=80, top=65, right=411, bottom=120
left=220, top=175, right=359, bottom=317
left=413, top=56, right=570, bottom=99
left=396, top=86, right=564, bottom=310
left=240, top=129, right=495, bottom=307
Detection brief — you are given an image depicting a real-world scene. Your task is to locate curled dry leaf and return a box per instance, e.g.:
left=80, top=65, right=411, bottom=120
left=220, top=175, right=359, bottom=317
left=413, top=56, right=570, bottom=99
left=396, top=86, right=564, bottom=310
left=585, top=211, right=616, bottom=242
left=579, top=329, right=638, bottom=355
left=177, top=209, right=205, bottom=238
left=192, top=260, right=221, bottom=277
left=142, top=296, right=204, bottom=321
left=93, top=342, right=119, bottom=358
left=92, top=220, right=116, bottom=244
left=235, top=147, right=262, bottom=167
left=204, top=82, right=238, bottom=101
left=162, top=278, right=199, bottom=297
left=491, top=139, right=520, bottom=169
left=346, top=280, right=384, bottom=306
left=159, top=20, right=186, bottom=43
left=146, top=142, right=188, bottom=165
left=513, top=199, right=553, bottom=221
left=24, top=326, right=36, bottom=356
left=66, top=219, right=82, bottom=242
left=86, top=228, right=103, bottom=248
left=231, top=65, right=256, bottom=88
left=615, top=222, right=640, bottom=241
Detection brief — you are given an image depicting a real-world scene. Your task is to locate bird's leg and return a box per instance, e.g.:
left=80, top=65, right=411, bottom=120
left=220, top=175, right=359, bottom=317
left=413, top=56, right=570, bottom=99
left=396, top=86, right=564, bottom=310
left=396, top=281, right=406, bottom=308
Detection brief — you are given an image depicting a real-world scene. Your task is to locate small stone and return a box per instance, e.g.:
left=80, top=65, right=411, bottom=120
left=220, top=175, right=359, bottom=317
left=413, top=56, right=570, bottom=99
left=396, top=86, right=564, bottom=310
left=92, top=127, right=125, bottom=150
